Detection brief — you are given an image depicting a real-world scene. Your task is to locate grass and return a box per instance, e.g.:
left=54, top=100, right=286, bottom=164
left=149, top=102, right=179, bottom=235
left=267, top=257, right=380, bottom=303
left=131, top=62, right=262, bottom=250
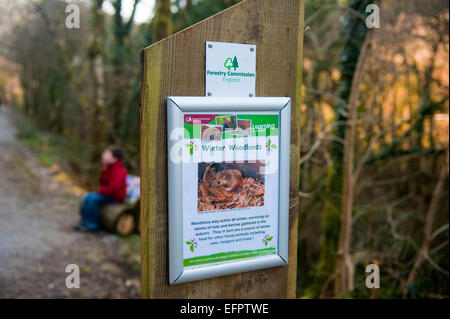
left=15, top=114, right=101, bottom=189
left=16, top=116, right=73, bottom=166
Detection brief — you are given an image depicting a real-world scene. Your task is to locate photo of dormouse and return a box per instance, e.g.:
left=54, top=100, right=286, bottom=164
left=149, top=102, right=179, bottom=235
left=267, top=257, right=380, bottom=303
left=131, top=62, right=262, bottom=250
left=197, top=161, right=265, bottom=212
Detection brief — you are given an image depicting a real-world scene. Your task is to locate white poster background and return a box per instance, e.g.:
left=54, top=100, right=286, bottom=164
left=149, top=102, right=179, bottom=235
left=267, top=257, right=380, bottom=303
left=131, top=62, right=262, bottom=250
left=181, top=111, right=280, bottom=269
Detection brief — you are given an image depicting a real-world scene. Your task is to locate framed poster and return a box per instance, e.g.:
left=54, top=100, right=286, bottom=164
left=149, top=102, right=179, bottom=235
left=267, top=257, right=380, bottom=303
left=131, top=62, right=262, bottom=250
left=167, top=97, right=291, bottom=284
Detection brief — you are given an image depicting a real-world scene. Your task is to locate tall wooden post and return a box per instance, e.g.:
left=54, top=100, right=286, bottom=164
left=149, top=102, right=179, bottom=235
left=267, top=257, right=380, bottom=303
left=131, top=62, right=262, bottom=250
left=140, top=0, right=305, bottom=298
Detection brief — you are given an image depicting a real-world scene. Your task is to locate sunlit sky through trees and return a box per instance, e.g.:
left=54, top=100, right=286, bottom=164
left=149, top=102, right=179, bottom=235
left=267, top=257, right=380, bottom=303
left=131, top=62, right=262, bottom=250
left=102, top=0, right=155, bottom=23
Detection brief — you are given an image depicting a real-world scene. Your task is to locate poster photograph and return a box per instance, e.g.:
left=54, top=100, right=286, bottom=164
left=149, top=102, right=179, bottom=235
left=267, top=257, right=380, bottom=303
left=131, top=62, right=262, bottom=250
left=167, top=97, right=291, bottom=284
left=197, top=161, right=265, bottom=212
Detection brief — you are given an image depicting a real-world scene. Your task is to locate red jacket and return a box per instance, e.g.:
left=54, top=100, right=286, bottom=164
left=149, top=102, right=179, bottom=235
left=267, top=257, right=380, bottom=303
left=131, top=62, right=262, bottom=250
left=98, top=160, right=127, bottom=202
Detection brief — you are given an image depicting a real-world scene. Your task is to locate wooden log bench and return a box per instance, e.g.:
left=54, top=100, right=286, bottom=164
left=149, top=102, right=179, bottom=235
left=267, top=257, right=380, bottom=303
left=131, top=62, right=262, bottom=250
left=99, top=199, right=140, bottom=236
left=77, top=175, right=140, bottom=236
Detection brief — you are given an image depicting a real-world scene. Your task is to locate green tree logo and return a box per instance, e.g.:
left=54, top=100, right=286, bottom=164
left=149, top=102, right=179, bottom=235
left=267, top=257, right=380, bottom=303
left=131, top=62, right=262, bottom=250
left=232, top=56, right=239, bottom=70
left=224, top=58, right=233, bottom=70
left=224, top=56, right=239, bottom=71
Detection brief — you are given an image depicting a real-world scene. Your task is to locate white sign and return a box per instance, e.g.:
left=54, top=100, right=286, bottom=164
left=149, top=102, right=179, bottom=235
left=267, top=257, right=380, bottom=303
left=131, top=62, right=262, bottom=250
left=205, top=41, right=256, bottom=97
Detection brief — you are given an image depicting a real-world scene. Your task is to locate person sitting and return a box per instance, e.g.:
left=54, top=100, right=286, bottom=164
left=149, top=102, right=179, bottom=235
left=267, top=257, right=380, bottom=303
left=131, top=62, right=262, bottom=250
left=75, top=146, right=127, bottom=232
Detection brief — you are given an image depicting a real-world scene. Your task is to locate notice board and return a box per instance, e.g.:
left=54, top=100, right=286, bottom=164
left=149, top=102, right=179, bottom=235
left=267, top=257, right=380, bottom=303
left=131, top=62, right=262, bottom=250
left=167, top=96, right=291, bottom=284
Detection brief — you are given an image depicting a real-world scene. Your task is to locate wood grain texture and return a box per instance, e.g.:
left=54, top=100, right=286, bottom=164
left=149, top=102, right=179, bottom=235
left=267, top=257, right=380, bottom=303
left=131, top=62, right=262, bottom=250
left=140, top=0, right=304, bottom=298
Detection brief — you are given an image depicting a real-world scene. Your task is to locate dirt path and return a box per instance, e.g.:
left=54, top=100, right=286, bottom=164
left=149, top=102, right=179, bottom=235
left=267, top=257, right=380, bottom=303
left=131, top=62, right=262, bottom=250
left=0, top=106, right=140, bottom=298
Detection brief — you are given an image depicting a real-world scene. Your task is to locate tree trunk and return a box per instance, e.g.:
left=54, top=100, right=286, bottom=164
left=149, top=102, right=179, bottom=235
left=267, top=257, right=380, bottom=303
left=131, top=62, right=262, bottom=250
left=109, top=0, right=140, bottom=140
left=153, top=0, right=172, bottom=42
left=88, top=0, right=105, bottom=173
left=403, top=149, right=449, bottom=296
left=315, top=0, right=370, bottom=297
left=335, top=29, right=373, bottom=298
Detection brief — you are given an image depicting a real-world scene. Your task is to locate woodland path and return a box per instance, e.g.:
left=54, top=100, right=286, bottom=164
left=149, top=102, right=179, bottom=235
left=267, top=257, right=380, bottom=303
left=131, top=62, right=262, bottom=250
left=0, top=106, right=140, bottom=298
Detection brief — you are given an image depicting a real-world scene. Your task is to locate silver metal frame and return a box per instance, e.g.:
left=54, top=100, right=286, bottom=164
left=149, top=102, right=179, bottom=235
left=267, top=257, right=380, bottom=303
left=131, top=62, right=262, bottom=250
left=167, top=97, right=291, bottom=285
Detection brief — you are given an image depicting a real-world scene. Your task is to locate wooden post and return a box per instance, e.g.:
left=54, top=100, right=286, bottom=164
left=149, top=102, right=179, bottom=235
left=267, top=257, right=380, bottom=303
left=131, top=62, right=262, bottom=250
left=140, top=0, right=305, bottom=298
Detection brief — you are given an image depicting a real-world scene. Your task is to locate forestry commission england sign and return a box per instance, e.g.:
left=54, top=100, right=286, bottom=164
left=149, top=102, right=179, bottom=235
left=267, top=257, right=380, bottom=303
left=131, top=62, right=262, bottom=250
left=205, top=41, right=256, bottom=98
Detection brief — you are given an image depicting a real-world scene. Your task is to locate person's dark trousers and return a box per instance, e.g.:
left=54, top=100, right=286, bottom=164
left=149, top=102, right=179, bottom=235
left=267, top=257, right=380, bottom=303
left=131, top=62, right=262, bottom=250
left=80, top=192, right=115, bottom=230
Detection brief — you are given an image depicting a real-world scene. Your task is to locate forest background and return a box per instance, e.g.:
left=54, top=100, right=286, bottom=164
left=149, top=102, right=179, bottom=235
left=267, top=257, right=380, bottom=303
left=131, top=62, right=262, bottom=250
left=0, top=0, right=448, bottom=298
